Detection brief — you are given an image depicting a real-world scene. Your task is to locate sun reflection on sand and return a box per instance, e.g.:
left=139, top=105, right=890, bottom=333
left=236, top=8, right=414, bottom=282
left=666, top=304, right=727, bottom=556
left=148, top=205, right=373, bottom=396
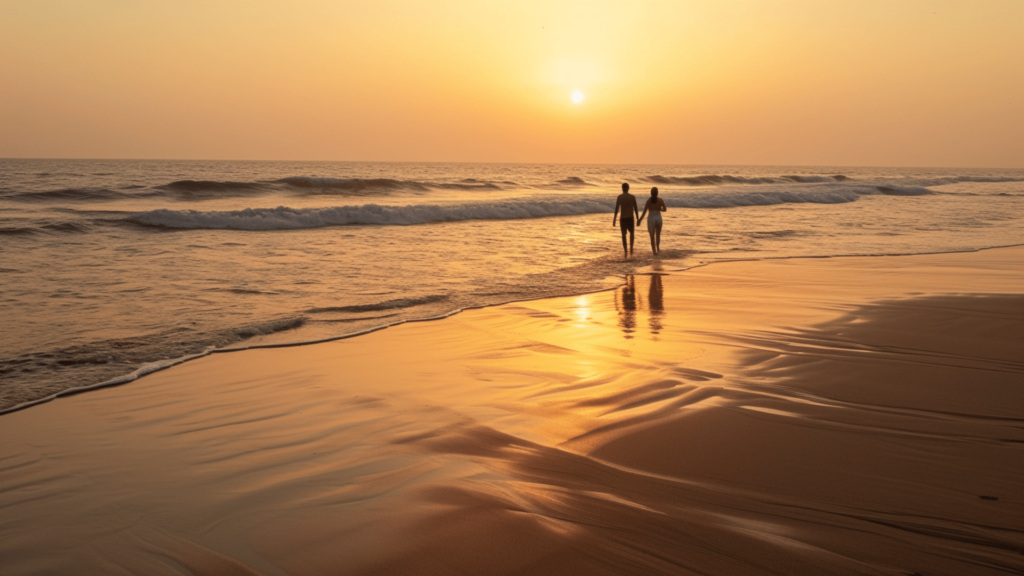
left=572, top=296, right=591, bottom=326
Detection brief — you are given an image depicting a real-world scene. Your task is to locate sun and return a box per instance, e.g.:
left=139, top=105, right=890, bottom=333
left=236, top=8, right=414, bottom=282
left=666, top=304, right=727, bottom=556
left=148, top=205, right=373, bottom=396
left=571, top=90, right=584, bottom=104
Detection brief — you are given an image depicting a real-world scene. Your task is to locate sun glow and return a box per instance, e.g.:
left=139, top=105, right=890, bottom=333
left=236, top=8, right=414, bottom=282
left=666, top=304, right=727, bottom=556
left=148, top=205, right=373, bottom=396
left=0, top=2, right=1019, bottom=165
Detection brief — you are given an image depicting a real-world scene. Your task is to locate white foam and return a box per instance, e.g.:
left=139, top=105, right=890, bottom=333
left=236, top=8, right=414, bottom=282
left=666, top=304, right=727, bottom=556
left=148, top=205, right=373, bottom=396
left=0, top=352, right=212, bottom=416
left=128, top=186, right=889, bottom=230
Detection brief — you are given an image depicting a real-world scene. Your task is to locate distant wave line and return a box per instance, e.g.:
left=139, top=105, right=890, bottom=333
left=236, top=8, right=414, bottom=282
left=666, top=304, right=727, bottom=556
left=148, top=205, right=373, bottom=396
left=6, top=173, right=1016, bottom=203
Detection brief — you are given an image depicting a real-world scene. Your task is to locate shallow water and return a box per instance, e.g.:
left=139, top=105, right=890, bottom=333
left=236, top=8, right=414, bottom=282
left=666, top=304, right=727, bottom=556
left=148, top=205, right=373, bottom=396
left=2, top=160, right=1023, bottom=410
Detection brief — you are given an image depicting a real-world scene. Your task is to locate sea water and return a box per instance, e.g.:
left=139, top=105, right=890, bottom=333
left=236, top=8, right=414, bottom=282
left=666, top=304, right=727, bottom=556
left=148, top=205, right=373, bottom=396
left=2, top=160, right=1022, bottom=410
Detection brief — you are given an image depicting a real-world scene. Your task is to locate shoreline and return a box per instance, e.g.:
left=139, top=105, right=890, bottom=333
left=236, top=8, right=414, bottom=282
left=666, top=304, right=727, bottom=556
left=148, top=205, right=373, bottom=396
left=4, top=241, right=1023, bottom=418
left=2, top=246, right=1023, bottom=573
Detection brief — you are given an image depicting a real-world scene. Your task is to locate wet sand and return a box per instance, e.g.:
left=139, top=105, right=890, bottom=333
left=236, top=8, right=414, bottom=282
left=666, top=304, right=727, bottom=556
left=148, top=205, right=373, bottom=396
left=1, top=247, right=1022, bottom=575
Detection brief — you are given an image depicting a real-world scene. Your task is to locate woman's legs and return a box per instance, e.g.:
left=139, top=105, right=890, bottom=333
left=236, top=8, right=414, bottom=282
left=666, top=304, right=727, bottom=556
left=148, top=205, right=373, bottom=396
left=648, top=225, right=658, bottom=254
left=654, top=223, right=662, bottom=254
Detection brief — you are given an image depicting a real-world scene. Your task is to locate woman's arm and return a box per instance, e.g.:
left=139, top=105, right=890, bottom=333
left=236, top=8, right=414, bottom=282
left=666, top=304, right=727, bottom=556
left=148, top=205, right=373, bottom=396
left=638, top=200, right=649, bottom=223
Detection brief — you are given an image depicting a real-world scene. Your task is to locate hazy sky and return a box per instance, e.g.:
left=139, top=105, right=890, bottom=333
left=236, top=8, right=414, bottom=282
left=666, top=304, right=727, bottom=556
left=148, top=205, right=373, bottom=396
left=1, top=1, right=1022, bottom=166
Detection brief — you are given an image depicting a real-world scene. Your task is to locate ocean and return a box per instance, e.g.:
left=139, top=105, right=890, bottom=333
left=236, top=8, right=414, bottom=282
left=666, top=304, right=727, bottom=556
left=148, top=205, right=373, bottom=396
left=2, top=159, right=1022, bottom=412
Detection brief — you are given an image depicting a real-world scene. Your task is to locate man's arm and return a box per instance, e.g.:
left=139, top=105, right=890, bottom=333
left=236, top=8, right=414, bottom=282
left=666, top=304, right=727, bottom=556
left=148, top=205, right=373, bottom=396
left=613, top=199, right=620, bottom=225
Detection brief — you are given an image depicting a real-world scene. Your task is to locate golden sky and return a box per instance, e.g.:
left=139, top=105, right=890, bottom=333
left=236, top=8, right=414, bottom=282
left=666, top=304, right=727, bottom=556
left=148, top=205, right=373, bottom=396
left=1, top=1, right=1022, bottom=167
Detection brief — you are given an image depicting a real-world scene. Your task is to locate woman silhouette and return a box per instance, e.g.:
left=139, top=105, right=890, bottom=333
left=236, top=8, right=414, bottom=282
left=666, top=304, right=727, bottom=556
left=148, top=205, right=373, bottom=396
left=638, top=187, right=667, bottom=255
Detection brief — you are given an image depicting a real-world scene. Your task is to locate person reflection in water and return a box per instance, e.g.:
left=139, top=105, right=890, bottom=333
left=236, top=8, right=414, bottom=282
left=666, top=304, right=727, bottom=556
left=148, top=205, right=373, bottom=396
left=637, top=186, right=667, bottom=255
left=614, top=276, right=637, bottom=338
left=614, top=275, right=666, bottom=338
left=648, top=274, right=665, bottom=335
left=612, top=182, right=640, bottom=259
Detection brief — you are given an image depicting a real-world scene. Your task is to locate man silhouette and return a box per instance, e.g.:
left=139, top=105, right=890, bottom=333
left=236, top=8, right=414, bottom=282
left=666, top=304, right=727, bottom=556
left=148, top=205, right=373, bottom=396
left=612, top=182, right=639, bottom=258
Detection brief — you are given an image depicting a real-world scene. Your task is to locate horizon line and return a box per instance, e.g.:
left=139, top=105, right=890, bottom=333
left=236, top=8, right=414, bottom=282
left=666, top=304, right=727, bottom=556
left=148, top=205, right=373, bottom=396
left=1, top=157, right=1021, bottom=171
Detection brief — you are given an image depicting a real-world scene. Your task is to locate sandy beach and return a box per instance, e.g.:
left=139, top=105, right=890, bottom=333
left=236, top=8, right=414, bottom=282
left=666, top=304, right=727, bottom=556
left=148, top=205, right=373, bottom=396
left=1, top=247, right=1022, bottom=575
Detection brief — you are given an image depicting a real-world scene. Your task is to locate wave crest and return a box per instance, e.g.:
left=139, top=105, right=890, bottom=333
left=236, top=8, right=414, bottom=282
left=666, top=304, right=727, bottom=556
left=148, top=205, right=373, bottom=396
left=875, top=185, right=932, bottom=196
left=555, top=176, right=596, bottom=186
left=127, top=187, right=881, bottom=231
left=233, top=317, right=305, bottom=338
left=128, top=199, right=614, bottom=230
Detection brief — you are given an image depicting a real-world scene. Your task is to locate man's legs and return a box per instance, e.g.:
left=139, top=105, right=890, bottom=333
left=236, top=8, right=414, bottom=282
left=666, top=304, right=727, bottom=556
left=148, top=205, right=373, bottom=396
left=620, top=219, right=634, bottom=258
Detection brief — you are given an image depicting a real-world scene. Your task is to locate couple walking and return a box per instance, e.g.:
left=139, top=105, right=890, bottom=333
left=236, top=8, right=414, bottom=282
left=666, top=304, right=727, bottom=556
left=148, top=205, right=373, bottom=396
left=612, top=182, right=666, bottom=258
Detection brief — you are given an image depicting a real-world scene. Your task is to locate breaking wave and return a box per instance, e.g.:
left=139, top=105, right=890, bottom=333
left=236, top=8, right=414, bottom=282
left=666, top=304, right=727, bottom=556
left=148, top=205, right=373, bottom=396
left=439, top=179, right=504, bottom=190
left=555, top=176, right=597, bottom=186
left=126, top=185, right=927, bottom=230
left=232, top=317, right=306, bottom=338
left=129, top=199, right=613, bottom=230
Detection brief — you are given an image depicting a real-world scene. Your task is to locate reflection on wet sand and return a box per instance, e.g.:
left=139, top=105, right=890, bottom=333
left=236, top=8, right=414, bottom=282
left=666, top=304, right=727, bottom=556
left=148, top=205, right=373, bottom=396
left=1, top=249, right=1023, bottom=575
left=614, top=274, right=666, bottom=337
left=614, top=276, right=636, bottom=337
left=648, top=274, right=664, bottom=335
